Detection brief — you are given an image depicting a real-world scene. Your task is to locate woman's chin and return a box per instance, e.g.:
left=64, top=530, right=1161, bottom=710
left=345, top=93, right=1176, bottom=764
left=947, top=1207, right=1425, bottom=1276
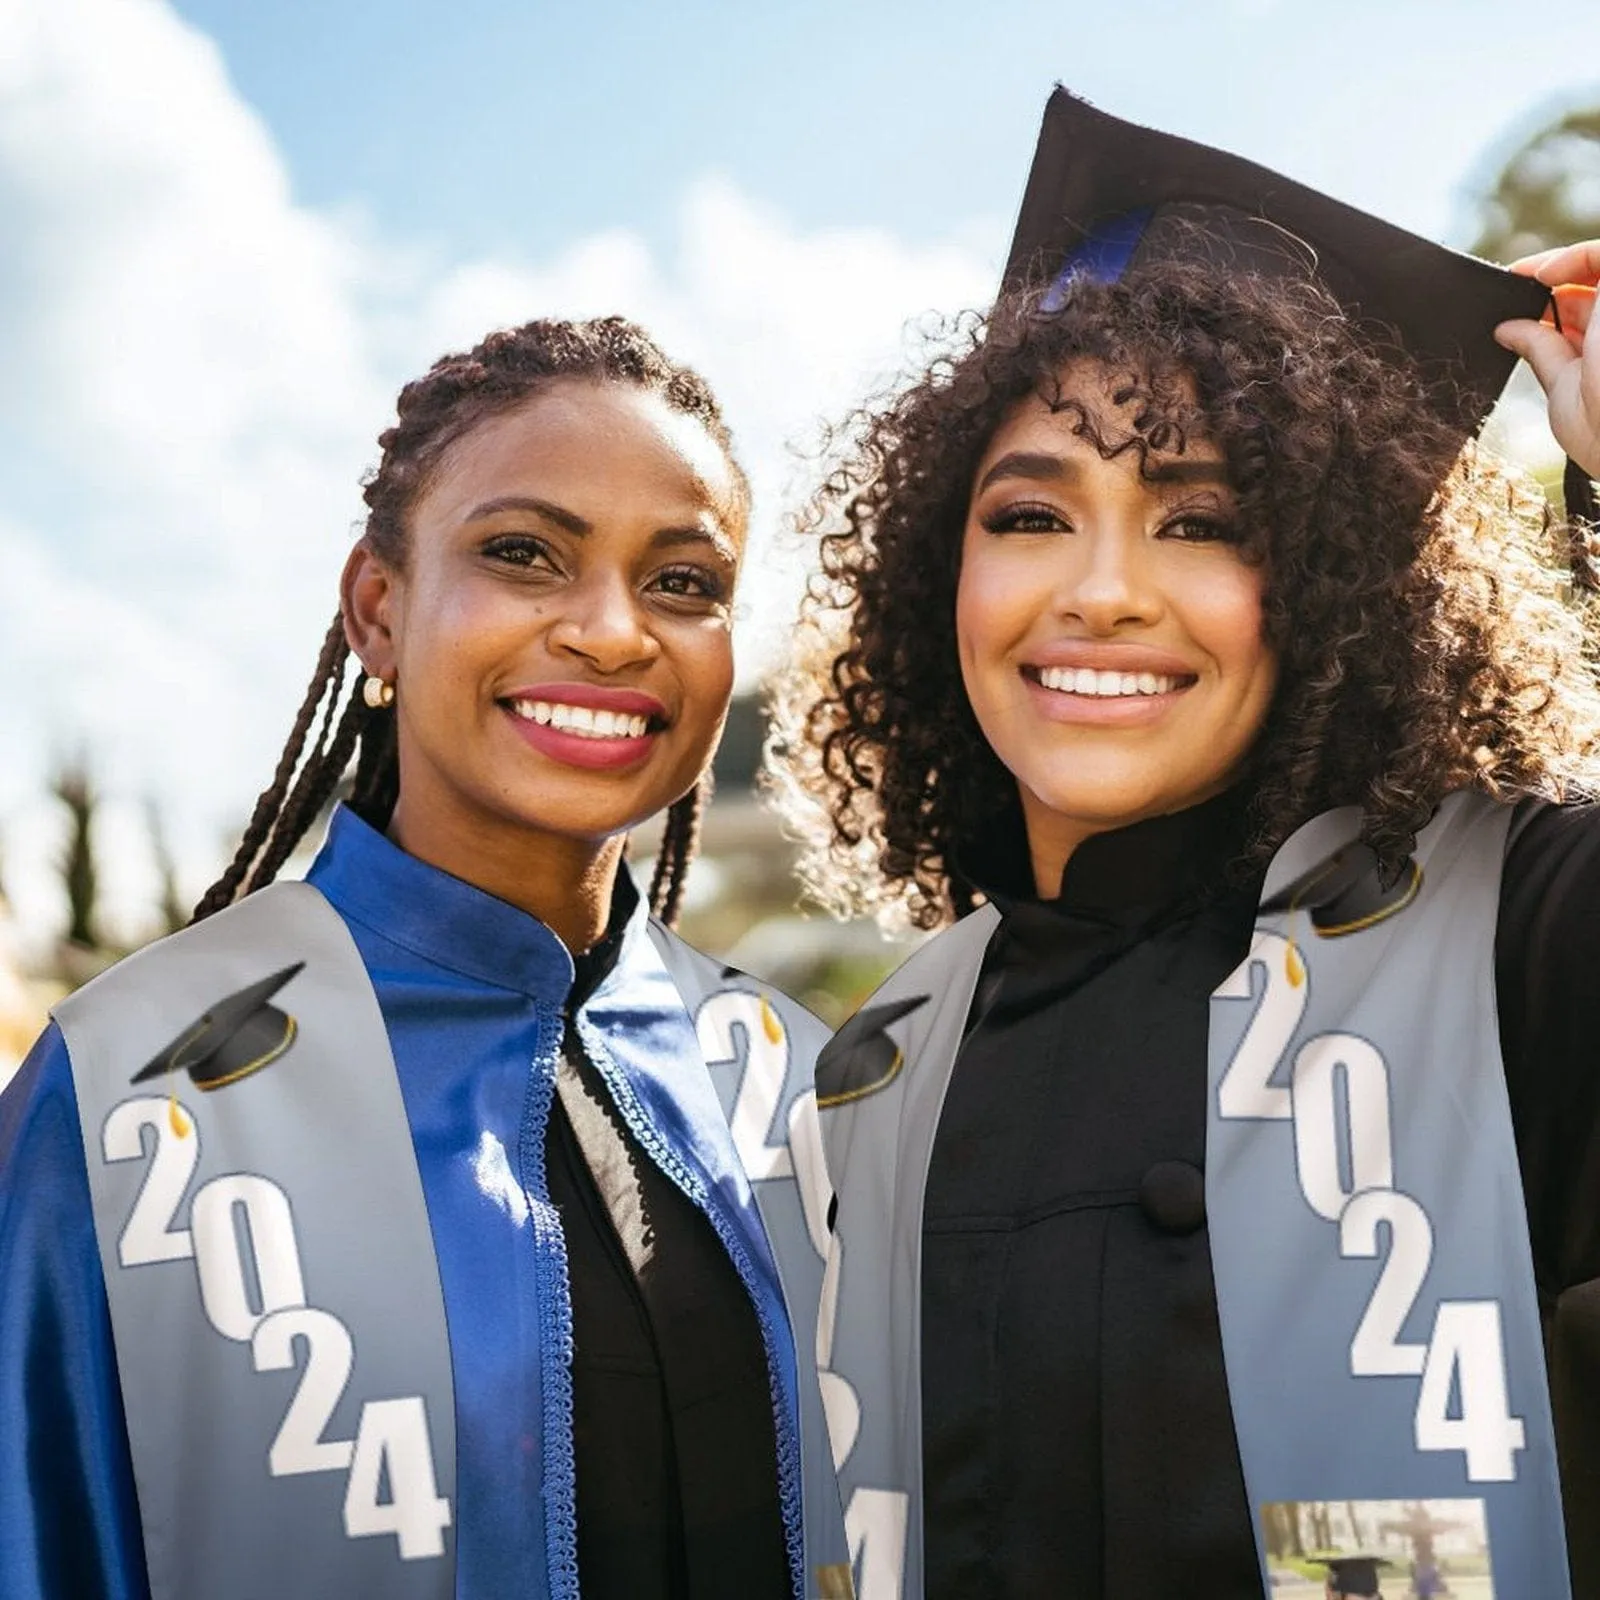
left=1015, top=766, right=1231, bottom=840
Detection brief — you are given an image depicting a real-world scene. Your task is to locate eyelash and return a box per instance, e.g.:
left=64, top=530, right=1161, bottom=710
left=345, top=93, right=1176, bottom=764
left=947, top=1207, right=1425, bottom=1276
left=482, top=533, right=556, bottom=568
left=980, top=502, right=1061, bottom=535
left=979, top=502, right=1238, bottom=543
left=653, top=564, right=727, bottom=602
left=481, top=535, right=727, bottom=601
left=1163, top=513, right=1238, bottom=544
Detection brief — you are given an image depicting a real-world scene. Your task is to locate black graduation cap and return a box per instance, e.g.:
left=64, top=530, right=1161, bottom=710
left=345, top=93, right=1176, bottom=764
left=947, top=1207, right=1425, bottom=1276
left=130, top=963, right=304, bottom=1091
left=1319, top=1552, right=1396, bottom=1597
left=1259, top=841, right=1422, bottom=936
left=1004, top=89, right=1550, bottom=434
left=815, top=996, right=928, bottom=1109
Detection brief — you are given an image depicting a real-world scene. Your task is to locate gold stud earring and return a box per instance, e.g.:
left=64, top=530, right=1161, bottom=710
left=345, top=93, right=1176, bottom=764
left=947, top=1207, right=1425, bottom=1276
left=362, top=674, right=395, bottom=709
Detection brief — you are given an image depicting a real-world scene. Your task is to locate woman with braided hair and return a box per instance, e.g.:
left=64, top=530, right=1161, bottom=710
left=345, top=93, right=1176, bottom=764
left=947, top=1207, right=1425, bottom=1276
left=0, top=316, right=846, bottom=1600
left=773, top=94, right=1600, bottom=1600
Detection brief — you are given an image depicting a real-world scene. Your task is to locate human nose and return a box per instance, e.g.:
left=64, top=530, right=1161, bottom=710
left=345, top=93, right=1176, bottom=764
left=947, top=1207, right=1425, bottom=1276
left=1056, top=521, right=1162, bottom=633
left=546, top=569, right=659, bottom=672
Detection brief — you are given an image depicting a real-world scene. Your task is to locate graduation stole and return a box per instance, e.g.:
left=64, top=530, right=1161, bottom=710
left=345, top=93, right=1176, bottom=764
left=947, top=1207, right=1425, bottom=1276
left=57, top=880, right=852, bottom=1600
left=816, top=791, right=1568, bottom=1600
left=1207, top=790, right=1567, bottom=1593
left=645, top=928, right=854, bottom=1596
left=55, top=882, right=457, bottom=1600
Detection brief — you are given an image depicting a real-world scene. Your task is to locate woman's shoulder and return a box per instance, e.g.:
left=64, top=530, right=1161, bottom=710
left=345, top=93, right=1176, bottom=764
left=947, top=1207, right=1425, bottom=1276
left=1505, top=793, right=1600, bottom=866
left=1, top=1018, right=77, bottom=1164
left=1491, top=797, right=1600, bottom=1295
left=1498, top=795, right=1600, bottom=948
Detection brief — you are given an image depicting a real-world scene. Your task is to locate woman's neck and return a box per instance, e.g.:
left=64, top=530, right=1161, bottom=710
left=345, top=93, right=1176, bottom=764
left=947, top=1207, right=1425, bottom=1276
left=386, top=796, right=624, bottom=956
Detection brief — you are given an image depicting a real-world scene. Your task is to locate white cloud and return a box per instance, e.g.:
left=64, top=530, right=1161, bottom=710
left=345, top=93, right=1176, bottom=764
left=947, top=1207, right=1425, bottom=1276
left=403, top=176, right=996, bottom=670
left=0, top=0, right=993, bottom=939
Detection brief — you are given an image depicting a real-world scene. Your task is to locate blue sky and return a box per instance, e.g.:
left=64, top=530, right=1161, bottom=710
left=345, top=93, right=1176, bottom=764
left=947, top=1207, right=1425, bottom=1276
left=1, top=0, right=1596, bottom=937
left=169, top=0, right=1593, bottom=257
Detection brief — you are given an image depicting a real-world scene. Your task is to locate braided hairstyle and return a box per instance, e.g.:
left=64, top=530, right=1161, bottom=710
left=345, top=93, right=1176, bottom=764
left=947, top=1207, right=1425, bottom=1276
left=194, top=316, right=745, bottom=928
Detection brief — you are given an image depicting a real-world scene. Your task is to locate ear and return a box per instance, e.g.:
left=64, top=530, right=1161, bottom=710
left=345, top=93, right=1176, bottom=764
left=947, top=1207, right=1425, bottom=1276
left=341, top=541, right=402, bottom=679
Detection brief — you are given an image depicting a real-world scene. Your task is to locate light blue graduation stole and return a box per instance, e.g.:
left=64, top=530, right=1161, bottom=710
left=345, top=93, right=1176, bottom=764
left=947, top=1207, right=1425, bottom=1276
left=1208, top=791, right=1568, bottom=1591
left=57, top=882, right=458, bottom=1600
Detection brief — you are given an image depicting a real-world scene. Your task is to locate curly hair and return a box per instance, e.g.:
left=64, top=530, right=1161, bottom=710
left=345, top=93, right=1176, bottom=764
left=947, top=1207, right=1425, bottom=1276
left=768, top=259, right=1600, bottom=929
left=195, top=315, right=745, bottom=927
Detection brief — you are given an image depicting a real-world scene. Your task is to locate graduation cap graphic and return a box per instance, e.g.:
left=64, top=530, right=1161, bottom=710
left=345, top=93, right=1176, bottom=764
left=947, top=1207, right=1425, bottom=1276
left=815, top=996, right=928, bottom=1109
left=1315, top=1552, right=1396, bottom=1598
left=1259, top=842, right=1422, bottom=938
left=1004, top=89, right=1549, bottom=439
left=130, top=963, right=304, bottom=1092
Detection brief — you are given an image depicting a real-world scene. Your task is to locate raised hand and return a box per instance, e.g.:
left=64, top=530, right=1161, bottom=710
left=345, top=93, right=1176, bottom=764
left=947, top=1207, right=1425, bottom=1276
left=1495, top=242, right=1600, bottom=480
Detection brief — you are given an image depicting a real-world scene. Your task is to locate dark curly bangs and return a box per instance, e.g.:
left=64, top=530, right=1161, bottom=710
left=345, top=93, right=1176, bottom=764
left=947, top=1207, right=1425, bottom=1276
left=769, top=258, right=1600, bottom=928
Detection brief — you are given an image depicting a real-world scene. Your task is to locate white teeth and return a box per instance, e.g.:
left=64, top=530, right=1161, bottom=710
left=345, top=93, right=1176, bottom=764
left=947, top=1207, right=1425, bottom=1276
left=1036, top=666, right=1181, bottom=697
left=508, top=699, right=651, bottom=739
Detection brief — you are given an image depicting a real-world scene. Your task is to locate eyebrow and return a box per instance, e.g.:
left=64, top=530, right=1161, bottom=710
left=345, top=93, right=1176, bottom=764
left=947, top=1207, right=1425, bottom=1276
left=651, top=525, right=740, bottom=565
left=975, top=450, right=1231, bottom=493
left=467, top=495, right=590, bottom=534
left=466, top=495, right=737, bottom=561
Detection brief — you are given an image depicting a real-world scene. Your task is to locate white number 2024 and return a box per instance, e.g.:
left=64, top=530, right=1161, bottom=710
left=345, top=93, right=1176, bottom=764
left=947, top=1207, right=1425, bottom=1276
left=104, top=1096, right=452, bottom=1558
left=1216, top=947, right=1526, bottom=1484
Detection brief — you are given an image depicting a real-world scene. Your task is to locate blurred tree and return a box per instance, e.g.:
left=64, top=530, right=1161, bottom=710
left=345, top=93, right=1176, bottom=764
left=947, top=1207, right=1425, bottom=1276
left=1261, top=1502, right=1290, bottom=1560
left=1345, top=1500, right=1365, bottom=1551
left=52, top=757, right=100, bottom=948
left=1472, top=106, right=1600, bottom=263
left=145, top=799, right=188, bottom=937
left=1310, top=1501, right=1333, bottom=1551
left=1272, top=1500, right=1305, bottom=1559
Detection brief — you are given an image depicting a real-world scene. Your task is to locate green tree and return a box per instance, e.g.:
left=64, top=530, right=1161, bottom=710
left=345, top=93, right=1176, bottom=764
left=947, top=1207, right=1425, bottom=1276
left=1472, top=106, right=1600, bottom=263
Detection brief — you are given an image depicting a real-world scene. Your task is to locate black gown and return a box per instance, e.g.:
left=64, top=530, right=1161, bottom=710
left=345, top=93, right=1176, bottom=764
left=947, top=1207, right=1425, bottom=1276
left=920, top=791, right=1600, bottom=1598
left=545, top=893, right=791, bottom=1600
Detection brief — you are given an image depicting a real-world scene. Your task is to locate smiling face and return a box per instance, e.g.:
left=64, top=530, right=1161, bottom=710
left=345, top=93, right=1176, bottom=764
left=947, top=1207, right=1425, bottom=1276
left=956, top=361, right=1277, bottom=894
left=344, top=379, right=744, bottom=875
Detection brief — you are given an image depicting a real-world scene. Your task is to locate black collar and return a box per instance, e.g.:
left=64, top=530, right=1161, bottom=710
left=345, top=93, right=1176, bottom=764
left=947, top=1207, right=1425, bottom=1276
left=961, top=786, right=1255, bottom=923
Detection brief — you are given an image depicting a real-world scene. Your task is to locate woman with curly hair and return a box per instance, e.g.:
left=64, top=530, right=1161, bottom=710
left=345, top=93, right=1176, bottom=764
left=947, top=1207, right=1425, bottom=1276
left=772, top=94, right=1600, bottom=1599
left=0, top=317, right=847, bottom=1600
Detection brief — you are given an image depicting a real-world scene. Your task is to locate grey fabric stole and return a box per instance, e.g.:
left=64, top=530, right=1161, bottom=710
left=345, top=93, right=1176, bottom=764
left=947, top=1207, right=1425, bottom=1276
left=813, top=906, right=998, bottom=1600
left=56, top=881, right=455, bottom=1600
left=646, top=924, right=854, bottom=1597
left=1208, top=791, right=1567, bottom=1592
left=815, top=792, right=1567, bottom=1599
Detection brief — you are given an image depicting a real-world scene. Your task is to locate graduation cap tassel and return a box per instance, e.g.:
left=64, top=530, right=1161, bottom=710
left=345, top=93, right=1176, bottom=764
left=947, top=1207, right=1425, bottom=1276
left=1283, top=878, right=1313, bottom=988
left=1285, top=925, right=1307, bottom=989
left=759, top=995, right=783, bottom=1045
